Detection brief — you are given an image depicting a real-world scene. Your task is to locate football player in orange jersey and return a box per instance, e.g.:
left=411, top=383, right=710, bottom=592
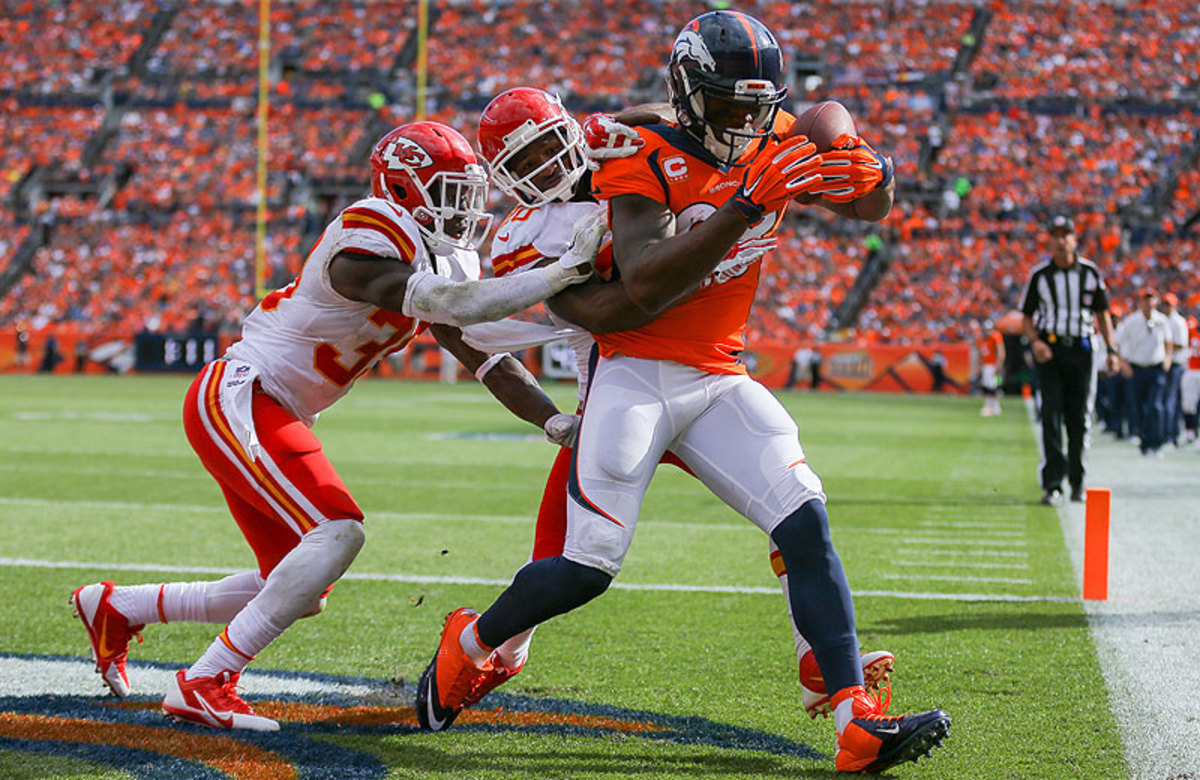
left=418, top=12, right=950, bottom=773
left=445, top=87, right=896, bottom=722
left=69, top=121, right=605, bottom=731
left=974, top=319, right=1006, bottom=416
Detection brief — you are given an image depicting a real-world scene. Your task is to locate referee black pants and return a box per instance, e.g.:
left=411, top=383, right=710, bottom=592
left=1035, top=344, right=1094, bottom=492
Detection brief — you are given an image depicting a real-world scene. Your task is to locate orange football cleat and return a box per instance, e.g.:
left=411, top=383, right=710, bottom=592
left=463, top=658, right=525, bottom=707
left=416, top=608, right=493, bottom=731
left=834, top=686, right=950, bottom=773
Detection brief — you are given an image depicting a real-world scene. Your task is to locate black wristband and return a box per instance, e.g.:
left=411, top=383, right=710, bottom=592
left=728, top=193, right=764, bottom=226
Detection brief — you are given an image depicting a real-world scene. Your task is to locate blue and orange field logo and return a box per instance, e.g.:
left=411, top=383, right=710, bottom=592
left=0, top=654, right=823, bottom=778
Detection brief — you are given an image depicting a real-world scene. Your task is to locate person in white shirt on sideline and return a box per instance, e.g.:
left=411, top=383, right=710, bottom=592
left=1161, top=292, right=1189, bottom=447
left=1114, top=288, right=1174, bottom=456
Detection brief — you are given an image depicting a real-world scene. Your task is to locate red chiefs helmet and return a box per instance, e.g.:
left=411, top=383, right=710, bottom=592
left=477, top=88, right=587, bottom=206
left=369, top=121, right=492, bottom=255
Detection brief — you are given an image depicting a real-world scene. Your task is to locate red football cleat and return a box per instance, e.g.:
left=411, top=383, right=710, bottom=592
left=800, top=649, right=894, bottom=718
left=162, top=669, right=279, bottom=732
left=71, top=581, right=144, bottom=698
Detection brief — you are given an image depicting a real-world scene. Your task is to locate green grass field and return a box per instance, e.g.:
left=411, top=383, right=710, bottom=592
left=0, top=374, right=1127, bottom=778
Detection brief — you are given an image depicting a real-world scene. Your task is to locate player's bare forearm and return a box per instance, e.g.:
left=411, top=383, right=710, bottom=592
left=611, top=193, right=747, bottom=316
left=329, top=251, right=414, bottom=311
left=797, top=177, right=894, bottom=222
left=611, top=103, right=674, bottom=127
left=430, top=324, right=559, bottom=427
left=546, top=276, right=659, bottom=334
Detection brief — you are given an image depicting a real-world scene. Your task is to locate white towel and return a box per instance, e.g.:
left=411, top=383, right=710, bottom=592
left=219, top=359, right=263, bottom=462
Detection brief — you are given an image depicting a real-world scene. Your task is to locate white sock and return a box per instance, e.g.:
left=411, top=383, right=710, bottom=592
left=834, top=695, right=856, bottom=735
left=459, top=618, right=492, bottom=667
left=108, top=584, right=164, bottom=626
left=186, top=519, right=364, bottom=680
left=109, top=571, right=267, bottom=626
left=769, top=539, right=811, bottom=664
left=494, top=627, right=535, bottom=670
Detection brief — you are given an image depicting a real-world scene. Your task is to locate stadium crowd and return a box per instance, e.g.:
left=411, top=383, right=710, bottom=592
left=1, top=0, right=1196, bottom=366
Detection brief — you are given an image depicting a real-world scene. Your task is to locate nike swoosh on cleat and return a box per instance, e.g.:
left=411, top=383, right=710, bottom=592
left=97, top=621, right=117, bottom=659
left=875, top=723, right=901, bottom=735
left=197, top=695, right=234, bottom=728
left=424, top=693, right=446, bottom=730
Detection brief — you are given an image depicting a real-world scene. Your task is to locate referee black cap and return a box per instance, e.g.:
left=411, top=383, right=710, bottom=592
left=1047, top=214, right=1075, bottom=234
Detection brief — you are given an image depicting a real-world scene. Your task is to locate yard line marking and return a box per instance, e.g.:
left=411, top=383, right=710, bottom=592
left=0, top=444, right=551, bottom=470
left=882, top=573, right=1034, bottom=585
left=896, top=548, right=1028, bottom=558
left=918, top=521, right=1024, bottom=530
left=0, top=557, right=1075, bottom=602
left=898, top=537, right=1028, bottom=547
left=895, top=559, right=1031, bottom=570
left=0, top=496, right=533, bottom=524
left=831, top=527, right=1025, bottom=539
left=0, top=464, right=543, bottom=492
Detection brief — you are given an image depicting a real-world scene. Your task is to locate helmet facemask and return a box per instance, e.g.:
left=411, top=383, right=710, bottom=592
left=407, top=164, right=493, bottom=256
left=669, top=64, right=784, bottom=166
left=490, top=116, right=587, bottom=206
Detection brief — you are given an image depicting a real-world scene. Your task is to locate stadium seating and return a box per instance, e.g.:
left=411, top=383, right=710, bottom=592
left=0, top=0, right=1195, bottom=357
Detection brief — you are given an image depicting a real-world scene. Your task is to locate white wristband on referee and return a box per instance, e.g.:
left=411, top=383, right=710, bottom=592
left=474, top=352, right=511, bottom=381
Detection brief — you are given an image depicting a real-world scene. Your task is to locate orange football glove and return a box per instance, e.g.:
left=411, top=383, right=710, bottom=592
left=729, top=135, right=822, bottom=225
left=808, top=134, right=894, bottom=203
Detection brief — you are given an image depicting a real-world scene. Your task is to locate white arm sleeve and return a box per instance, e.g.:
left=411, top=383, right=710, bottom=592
left=460, top=319, right=584, bottom=352
left=401, top=264, right=581, bottom=327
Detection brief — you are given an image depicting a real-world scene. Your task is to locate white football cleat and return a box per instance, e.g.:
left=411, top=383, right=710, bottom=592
left=70, top=581, right=144, bottom=698
left=162, top=669, right=279, bottom=732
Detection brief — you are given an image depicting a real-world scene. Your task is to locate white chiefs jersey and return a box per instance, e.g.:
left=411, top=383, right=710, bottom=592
left=490, top=200, right=607, bottom=402
left=226, top=197, right=479, bottom=424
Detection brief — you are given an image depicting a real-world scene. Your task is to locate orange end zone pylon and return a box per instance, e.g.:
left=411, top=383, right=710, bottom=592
left=1083, top=488, right=1111, bottom=601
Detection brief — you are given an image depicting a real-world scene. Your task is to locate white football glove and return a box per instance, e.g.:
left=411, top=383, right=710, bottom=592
left=555, top=208, right=608, bottom=282
left=725, top=236, right=779, bottom=264
left=543, top=413, right=580, bottom=448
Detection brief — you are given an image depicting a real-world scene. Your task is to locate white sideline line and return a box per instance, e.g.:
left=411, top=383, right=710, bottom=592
left=895, top=559, right=1031, bottom=570
left=883, top=573, right=1034, bottom=585
left=0, top=557, right=1076, bottom=602
left=896, top=548, right=1028, bottom=558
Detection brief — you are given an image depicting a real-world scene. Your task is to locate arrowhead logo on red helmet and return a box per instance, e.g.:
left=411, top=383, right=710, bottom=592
left=382, top=137, right=433, bottom=170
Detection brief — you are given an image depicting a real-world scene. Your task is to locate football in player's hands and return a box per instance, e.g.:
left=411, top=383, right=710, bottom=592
left=787, top=100, right=857, bottom=152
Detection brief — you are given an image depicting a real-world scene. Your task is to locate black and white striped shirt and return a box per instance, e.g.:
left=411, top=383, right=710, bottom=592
left=1020, top=257, right=1109, bottom=339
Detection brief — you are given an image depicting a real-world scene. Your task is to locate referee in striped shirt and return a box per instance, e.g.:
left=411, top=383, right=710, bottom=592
left=1020, top=216, right=1121, bottom=505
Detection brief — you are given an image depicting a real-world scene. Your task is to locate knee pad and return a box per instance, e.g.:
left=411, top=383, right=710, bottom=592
left=260, top=519, right=364, bottom=619
left=771, top=499, right=833, bottom=560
